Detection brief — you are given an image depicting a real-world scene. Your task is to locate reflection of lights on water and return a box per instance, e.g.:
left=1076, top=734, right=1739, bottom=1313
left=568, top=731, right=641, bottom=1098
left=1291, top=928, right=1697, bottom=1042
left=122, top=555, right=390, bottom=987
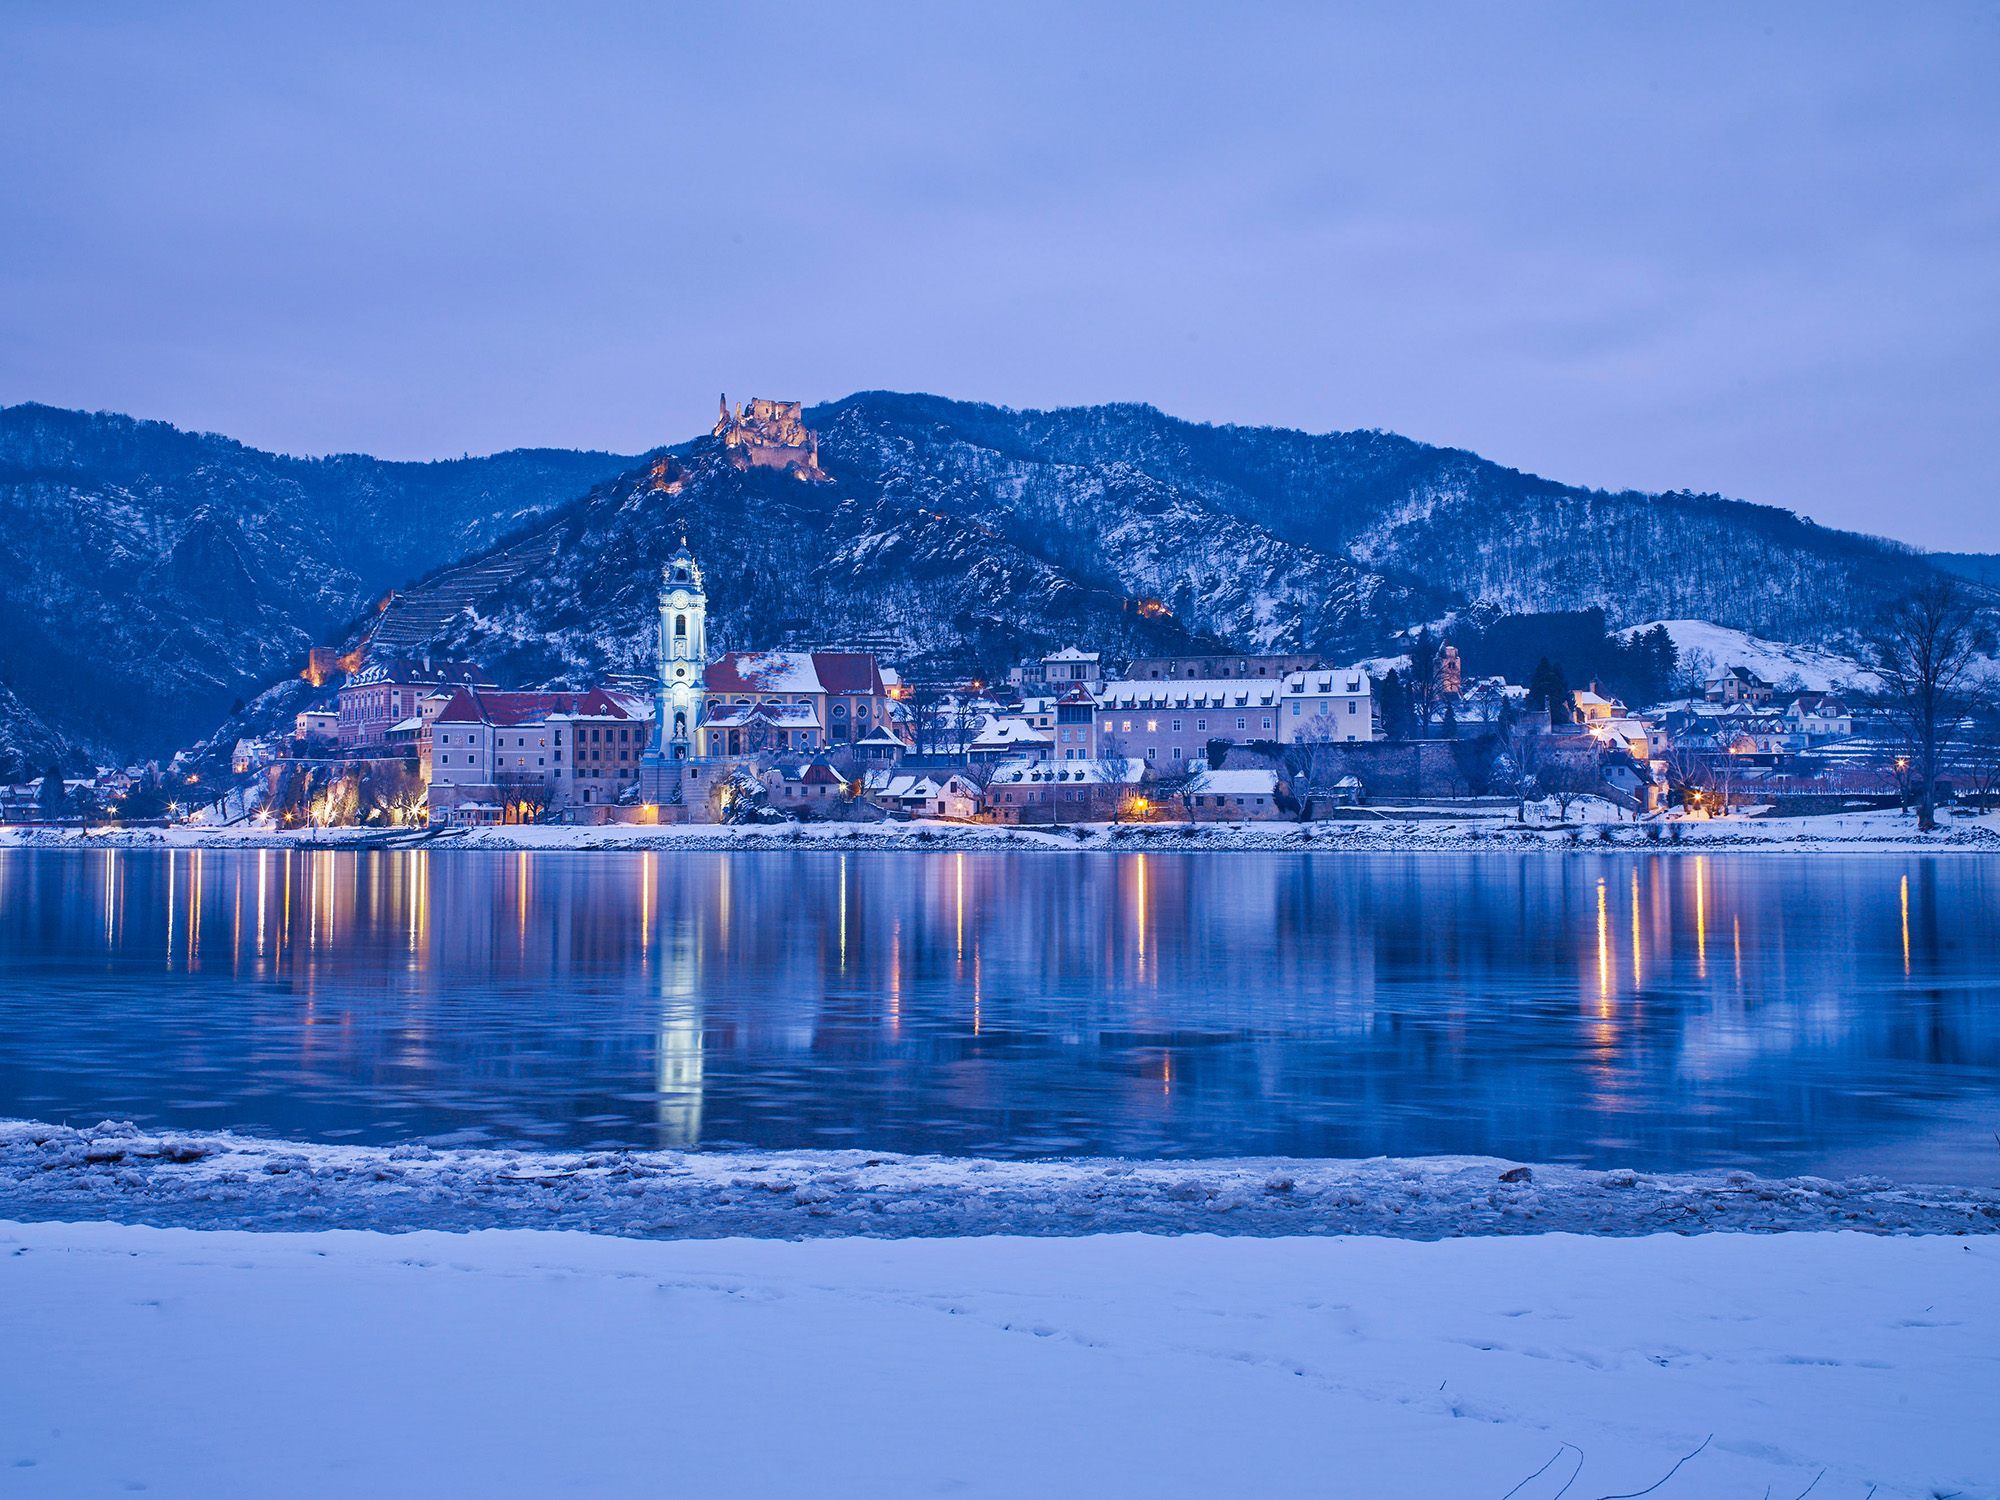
left=188, top=849, right=202, bottom=969
left=104, top=849, right=117, bottom=949
left=256, top=848, right=267, bottom=956
left=640, top=851, right=654, bottom=956
left=889, top=920, right=902, bottom=1035
left=955, top=851, right=964, bottom=964
left=838, top=855, right=848, bottom=973
left=1694, top=856, right=1709, bottom=979
left=1162, top=1052, right=1172, bottom=1096
left=166, top=848, right=176, bottom=968
left=1630, top=867, right=1642, bottom=988
left=1596, top=877, right=1610, bottom=1008
left=1135, top=853, right=1148, bottom=979
left=1901, top=874, right=1911, bottom=975
left=516, top=850, right=529, bottom=945
left=973, top=947, right=982, bottom=1036
left=656, top=1010, right=704, bottom=1148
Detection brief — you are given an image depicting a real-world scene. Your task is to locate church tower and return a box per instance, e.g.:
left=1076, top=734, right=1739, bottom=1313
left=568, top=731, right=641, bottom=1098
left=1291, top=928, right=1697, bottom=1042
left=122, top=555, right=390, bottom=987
left=657, top=539, right=708, bottom=760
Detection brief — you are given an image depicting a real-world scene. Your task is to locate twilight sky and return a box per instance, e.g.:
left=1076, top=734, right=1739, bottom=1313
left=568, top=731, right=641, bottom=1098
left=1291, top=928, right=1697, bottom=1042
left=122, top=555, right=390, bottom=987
left=4, top=4, right=1998, bottom=549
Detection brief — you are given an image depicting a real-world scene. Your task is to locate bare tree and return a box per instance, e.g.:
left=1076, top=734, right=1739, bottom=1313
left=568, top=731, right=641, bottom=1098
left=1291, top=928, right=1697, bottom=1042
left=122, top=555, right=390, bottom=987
left=1869, top=578, right=1989, bottom=830
left=1541, top=753, right=1601, bottom=823
left=1504, top=718, right=1548, bottom=822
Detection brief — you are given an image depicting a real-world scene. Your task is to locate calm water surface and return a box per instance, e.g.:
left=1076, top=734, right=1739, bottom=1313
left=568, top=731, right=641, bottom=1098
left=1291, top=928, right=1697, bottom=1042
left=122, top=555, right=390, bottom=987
left=2, top=847, right=1997, bottom=1182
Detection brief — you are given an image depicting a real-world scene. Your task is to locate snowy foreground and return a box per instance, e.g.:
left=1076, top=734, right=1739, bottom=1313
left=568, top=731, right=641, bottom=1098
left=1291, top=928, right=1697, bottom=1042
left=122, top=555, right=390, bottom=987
left=7, top=804, right=2000, bottom=854
left=7, top=1120, right=1999, bottom=1239
left=4, top=1220, right=1995, bottom=1498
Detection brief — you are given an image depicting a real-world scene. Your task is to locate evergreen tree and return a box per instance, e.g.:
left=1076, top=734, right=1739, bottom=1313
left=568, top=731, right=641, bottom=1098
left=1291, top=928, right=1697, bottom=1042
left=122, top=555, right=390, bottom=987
left=1526, top=658, right=1575, bottom=723
left=1377, top=669, right=1411, bottom=739
left=36, top=764, right=67, bottom=821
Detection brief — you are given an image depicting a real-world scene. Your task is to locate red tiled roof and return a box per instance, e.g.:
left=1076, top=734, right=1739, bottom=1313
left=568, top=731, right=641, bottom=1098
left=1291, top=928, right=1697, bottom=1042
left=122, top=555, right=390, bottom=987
left=431, top=686, right=637, bottom=727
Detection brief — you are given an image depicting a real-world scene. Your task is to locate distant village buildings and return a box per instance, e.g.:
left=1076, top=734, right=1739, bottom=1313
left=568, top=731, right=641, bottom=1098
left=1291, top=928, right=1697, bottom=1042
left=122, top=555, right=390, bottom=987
left=77, top=399, right=1924, bottom=836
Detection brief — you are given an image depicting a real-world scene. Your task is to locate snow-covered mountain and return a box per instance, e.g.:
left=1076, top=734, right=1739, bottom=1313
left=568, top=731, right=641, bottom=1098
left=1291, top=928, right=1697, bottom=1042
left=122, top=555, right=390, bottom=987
left=0, top=402, right=639, bottom=771
left=4, top=392, right=1983, bottom=770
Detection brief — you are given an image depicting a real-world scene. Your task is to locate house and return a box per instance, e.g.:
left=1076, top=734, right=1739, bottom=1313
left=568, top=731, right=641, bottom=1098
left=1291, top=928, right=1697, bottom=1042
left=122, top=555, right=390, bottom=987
left=700, top=650, right=901, bottom=756
left=1053, top=685, right=1098, bottom=761
left=969, top=716, right=1054, bottom=763
left=1706, top=666, right=1776, bottom=706
left=1279, top=667, right=1376, bottom=743
left=865, top=770, right=981, bottom=820
left=1035, top=646, right=1102, bottom=687
left=853, top=726, right=908, bottom=769
left=1784, top=693, right=1854, bottom=739
left=1094, top=679, right=1282, bottom=768
left=229, top=738, right=269, bottom=776
left=984, top=757, right=1148, bottom=823
left=294, top=708, right=338, bottom=742
left=337, top=659, right=490, bottom=750
left=1179, top=765, right=1288, bottom=820
left=1571, top=685, right=1625, bottom=723
left=763, top=757, right=849, bottom=812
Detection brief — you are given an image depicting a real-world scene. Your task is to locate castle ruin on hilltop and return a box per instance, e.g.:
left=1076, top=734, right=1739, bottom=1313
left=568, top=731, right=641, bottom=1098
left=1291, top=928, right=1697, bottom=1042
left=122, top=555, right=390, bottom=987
left=713, top=395, right=828, bottom=481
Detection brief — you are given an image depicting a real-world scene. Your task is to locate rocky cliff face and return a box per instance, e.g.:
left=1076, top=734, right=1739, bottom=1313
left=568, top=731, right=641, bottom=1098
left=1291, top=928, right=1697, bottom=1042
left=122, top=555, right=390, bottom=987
left=0, top=402, right=638, bottom=767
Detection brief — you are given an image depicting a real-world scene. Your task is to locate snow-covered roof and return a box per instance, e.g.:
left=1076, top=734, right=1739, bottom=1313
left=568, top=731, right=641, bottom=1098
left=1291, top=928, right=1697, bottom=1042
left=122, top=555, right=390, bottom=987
left=1043, top=646, right=1100, bottom=663
left=705, top=651, right=887, bottom=698
left=1191, top=768, right=1281, bottom=796
left=701, top=702, right=820, bottom=729
left=989, top=758, right=1147, bottom=786
left=1096, top=679, right=1280, bottom=710
left=1281, top=668, right=1370, bottom=696
left=866, top=772, right=973, bottom=800
left=971, top=718, right=1053, bottom=749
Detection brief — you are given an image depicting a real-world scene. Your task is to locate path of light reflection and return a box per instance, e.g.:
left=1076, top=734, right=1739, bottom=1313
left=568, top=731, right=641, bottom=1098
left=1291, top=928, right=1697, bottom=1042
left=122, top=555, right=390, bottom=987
left=889, top=919, right=902, bottom=1036
left=166, top=848, right=176, bottom=969
left=103, top=849, right=116, bottom=950
left=955, top=851, right=965, bottom=965
left=1595, top=876, right=1611, bottom=1010
left=188, top=848, right=202, bottom=970
left=1901, top=873, right=1911, bottom=975
left=1630, top=866, right=1642, bottom=988
left=640, top=851, right=654, bottom=956
left=1694, top=855, right=1709, bottom=979
left=655, top=910, right=704, bottom=1149
left=837, top=855, right=847, bottom=973
left=1135, top=853, right=1148, bottom=982
left=256, top=849, right=267, bottom=957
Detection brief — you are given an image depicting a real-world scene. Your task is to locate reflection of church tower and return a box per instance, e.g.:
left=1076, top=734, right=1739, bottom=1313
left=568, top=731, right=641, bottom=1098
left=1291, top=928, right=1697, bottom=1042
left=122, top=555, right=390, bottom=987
left=658, top=540, right=708, bottom=759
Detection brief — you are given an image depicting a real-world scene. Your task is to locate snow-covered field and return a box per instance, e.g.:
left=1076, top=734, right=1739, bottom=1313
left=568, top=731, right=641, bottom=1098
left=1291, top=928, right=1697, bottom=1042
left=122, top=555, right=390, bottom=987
left=6, top=805, right=1998, bottom=853
left=4, top=1219, right=1994, bottom=1498
left=1620, top=618, right=1877, bottom=691
left=8, top=1121, right=1999, bottom=1240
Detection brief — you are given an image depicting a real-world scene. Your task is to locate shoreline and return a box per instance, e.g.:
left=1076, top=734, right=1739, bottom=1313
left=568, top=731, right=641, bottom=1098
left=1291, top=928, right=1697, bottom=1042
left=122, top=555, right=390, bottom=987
left=7, top=1119, right=1997, bottom=1241
left=6, top=806, right=1999, bottom=855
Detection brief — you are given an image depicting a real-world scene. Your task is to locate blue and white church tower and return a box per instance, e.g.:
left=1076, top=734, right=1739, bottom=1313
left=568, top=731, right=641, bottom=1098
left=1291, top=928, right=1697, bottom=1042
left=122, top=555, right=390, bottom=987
left=657, top=539, right=707, bottom=758
left=641, top=540, right=709, bottom=805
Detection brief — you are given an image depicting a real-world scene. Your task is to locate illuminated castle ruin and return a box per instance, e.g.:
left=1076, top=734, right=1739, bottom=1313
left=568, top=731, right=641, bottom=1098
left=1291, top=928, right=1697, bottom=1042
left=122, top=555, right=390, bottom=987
left=713, top=395, right=828, bottom=481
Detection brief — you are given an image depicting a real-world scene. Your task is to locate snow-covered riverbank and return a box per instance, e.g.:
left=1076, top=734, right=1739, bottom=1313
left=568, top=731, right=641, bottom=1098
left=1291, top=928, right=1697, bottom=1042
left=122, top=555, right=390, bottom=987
left=7, top=1121, right=1997, bottom=1240
left=6, top=805, right=1999, bottom=853
left=4, top=1218, right=1994, bottom=1497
